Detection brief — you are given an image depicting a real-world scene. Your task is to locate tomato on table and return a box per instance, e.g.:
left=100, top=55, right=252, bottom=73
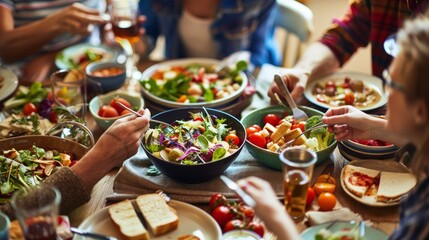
left=246, top=221, right=264, bottom=237
left=225, top=133, right=240, bottom=145
left=209, top=193, right=227, bottom=212
left=314, top=182, right=336, bottom=196
left=263, top=114, right=281, bottom=126
left=211, top=205, right=234, bottom=228
left=238, top=205, right=255, bottom=222
left=306, top=187, right=315, bottom=206
left=223, top=219, right=244, bottom=233
left=315, top=174, right=336, bottom=185
left=318, top=192, right=337, bottom=211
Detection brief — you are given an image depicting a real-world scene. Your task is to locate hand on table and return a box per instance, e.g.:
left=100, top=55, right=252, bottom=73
left=267, top=68, right=310, bottom=103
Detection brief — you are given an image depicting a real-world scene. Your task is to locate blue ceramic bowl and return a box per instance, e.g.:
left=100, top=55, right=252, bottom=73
left=141, top=107, right=246, bottom=183
left=89, top=92, right=144, bottom=131
left=86, top=61, right=126, bottom=93
left=240, top=106, right=337, bottom=170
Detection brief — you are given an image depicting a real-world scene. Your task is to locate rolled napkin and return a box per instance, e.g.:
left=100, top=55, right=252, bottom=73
left=306, top=208, right=363, bottom=226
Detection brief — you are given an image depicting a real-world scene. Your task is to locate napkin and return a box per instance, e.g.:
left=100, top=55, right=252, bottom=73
left=306, top=208, right=363, bottom=226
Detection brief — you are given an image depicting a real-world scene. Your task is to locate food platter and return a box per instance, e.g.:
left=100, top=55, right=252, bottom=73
left=304, top=72, right=387, bottom=111
left=140, top=58, right=248, bottom=108
left=0, top=67, right=18, bottom=102
left=55, top=43, right=122, bottom=70
left=74, top=200, right=222, bottom=240
left=340, top=160, right=412, bottom=207
left=301, top=221, right=388, bottom=240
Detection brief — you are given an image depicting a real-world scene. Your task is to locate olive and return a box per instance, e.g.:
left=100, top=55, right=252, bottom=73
left=350, top=80, right=364, bottom=92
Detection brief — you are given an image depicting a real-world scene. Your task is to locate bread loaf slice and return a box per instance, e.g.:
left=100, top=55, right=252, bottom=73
left=377, top=171, right=416, bottom=202
left=136, top=194, right=179, bottom=236
left=108, top=199, right=149, bottom=240
left=343, top=165, right=380, bottom=197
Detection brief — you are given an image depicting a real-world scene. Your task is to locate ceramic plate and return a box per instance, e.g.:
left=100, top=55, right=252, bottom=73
left=140, top=58, right=248, bottom=108
left=340, top=160, right=413, bottom=207
left=0, top=67, right=18, bottom=102
left=74, top=200, right=222, bottom=240
left=304, top=72, right=387, bottom=111
left=55, top=43, right=122, bottom=70
left=301, top=221, right=388, bottom=240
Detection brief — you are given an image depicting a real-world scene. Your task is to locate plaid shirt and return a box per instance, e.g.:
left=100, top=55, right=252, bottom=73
left=319, top=0, right=427, bottom=78
left=389, top=175, right=429, bottom=239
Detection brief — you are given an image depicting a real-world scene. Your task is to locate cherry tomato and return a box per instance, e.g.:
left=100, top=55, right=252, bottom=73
left=297, top=121, right=306, bottom=132
left=49, top=111, right=58, bottom=123
left=225, top=133, right=240, bottom=145
left=23, top=102, right=37, bottom=116
left=246, top=126, right=260, bottom=137
left=120, top=109, right=132, bottom=116
left=209, top=194, right=227, bottom=212
left=211, top=205, right=234, bottom=228
left=98, top=105, right=108, bottom=117
left=109, top=97, right=132, bottom=114
left=251, top=124, right=262, bottom=131
left=69, top=160, right=78, bottom=167
left=306, top=187, right=315, bottom=206
left=325, top=81, right=336, bottom=88
left=314, top=182, right=336, bottom=196
left=263, top=114, right=281, bottom=126
left=248, top=132, right=267, bottom=148
left=238, top=205, right=255, bottom=222
left=342, top=83, right=350, bottom=89
left=101, top=106, right=119, bottom=118
left=315, top=174, right=336, bottom=185
left=318, top=192, right=337, bottom=211
left=344, top=92, right=355, bottom=105
left=246, top=221, right=264, bottom=237
left=223, top=219, right=244, bottom=233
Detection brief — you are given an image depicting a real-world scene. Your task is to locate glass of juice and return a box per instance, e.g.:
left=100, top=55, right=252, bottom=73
left=280, top=148, right=317, bottom=222
left=108, top=0, right=139, bottom=44
left=11, top=185, right=61, bottom=240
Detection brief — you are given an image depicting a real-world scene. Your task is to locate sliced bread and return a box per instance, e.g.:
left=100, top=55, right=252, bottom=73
left=136, top=194, right=179, bottom=236
left=377, top=171, right=417, bottom=202
left=108, top=199, right=149, bottom=240
left=343, top=165, right=380, bottom=197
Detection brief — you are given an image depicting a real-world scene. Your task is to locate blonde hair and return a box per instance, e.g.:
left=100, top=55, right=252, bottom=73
left=396, top=11, right=429, bottom=179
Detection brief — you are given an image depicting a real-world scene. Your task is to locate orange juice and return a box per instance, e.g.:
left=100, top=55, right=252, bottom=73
left=284, top=169, right=310, bottom=221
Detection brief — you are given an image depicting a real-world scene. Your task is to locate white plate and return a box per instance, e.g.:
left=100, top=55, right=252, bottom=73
left=340, top=160, right=412, bottom=207
left=0, top=67, right=18, bottom=102
left=55, top=43, right=121, bottom=70
left=74, top=200, right=222, bottom=240
left=304, top=72, right=387, bottom=111
left=301, top=221, right=388, bottom=240
left=140, top=58, right=248, bottom=108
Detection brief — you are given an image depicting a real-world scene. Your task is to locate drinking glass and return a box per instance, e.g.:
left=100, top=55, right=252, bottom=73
left=109, top=0, right=140, bottom=45
left=50, top=70, right=86, bottom=117
left=280, top=148, right=317, bottom=221
left=11, top=185, right=61, bottom=240
left=0, top=212, right=10, bottom=240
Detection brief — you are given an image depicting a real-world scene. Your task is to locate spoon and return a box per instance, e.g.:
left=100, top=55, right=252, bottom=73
left=274, top=74, right=309, bottom=122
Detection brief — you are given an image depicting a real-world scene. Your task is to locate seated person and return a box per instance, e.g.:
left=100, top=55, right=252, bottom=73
left=0, top=1, right=106, bottom=85
left=240, top=11, right=429, bottom=239
left=138, top=0, right=280, bottom=67
left=1, top=108, right=151, bottom=218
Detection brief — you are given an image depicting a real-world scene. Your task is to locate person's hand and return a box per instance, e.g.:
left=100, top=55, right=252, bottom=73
left=95, top=108, right=151, bottom=168
left=47, top=3, right=106, bottom=35
left=322, top=106, right=375, bottom=141
left=267, top=68, right=310, bottom=103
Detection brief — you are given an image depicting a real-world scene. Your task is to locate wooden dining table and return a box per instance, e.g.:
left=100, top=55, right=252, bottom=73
left=63, top=59, right=399, bottom=240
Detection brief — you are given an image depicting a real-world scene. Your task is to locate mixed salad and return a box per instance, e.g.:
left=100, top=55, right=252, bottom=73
left=57, top=47, right=106, bottom=70
left=314, top=223, right=364, bottom=240
left=140, top=61, right=247, bottom=103
left=144, top=111, right=241, bottom=165
left=0, top=145, right=77, bottom=203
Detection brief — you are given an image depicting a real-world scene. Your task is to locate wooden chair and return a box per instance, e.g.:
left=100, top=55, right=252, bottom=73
left=275, top=0, right=314, bottom=67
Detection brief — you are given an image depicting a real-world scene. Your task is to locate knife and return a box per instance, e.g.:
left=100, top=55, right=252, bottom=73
left=220, top=175, right=256, bottom=208
left=71, top=227, right=118, bottom=240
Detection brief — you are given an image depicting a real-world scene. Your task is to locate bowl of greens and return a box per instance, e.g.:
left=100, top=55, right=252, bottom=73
left=142, top=107, right=246, bottom=183
left=139, top=58, right=248, bottom=109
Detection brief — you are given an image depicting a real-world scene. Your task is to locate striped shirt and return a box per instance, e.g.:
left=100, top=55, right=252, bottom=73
left=319, top=0, right=427, bottom=79
left=0, top=0, right=100, bottom=51
left=389, top=175, right=429, bottom=239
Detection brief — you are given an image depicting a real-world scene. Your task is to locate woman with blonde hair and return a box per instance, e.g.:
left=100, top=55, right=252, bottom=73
left=239, top=12, right=429, bottom=240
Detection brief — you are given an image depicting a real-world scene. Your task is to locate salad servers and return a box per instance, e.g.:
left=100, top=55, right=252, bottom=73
left=71, top=227, right=117, bottom=240
left=276, top=121, right=328, bottom=153
left=274, top=74, right=309, bottom=122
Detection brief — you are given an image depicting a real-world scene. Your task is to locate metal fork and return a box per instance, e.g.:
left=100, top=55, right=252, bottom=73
left=274, top=74, right=309, bottom=122
left=276, top=122, right=327, bottom=153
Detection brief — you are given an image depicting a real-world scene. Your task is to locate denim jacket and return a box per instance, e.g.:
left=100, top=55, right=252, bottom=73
left=139, top=0, right=280, bottom=67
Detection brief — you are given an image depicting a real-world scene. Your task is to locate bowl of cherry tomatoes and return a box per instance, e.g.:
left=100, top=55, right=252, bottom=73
left=241, top=106, right=337, bottom=170
left=89, top=92, right=144, bottom=131
left=338, top=139, right=399, bottom=160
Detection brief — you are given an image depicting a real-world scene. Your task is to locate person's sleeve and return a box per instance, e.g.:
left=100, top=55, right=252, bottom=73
left=139, top=0, right=159, bottom=57
left=249, top=0, right=280, bottom=67
left=43, top=167, right=91, bottom=215
left=319, top=0, right=371, bottom=66
left=0, top=0, right=13, bottom=11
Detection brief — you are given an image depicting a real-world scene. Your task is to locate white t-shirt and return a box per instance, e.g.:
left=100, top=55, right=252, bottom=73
left=178, top=9, right=218, bottom=58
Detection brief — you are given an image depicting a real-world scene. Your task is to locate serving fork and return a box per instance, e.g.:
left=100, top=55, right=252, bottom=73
left=274, top=74, right=309, bottom=122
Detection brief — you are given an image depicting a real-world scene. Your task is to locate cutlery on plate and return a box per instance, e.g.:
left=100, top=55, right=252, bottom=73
left=71, top=227, right=118, bottom=240
left=274, top=74, right=309, bottom=122
left=220, top=175, right=256, bottom=208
